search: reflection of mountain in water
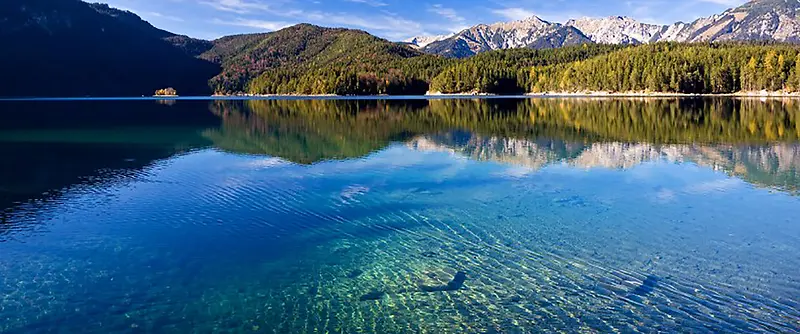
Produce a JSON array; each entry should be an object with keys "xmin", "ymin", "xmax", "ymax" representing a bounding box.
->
[
  {"xmin": 409, "ymin": 134, "xmax": 800, "ymax": 193},
  {"xmin": 1, "ymin": 97, "xmax": 799, "ymax": 239},
  {"xmin": 206, "ymin": 98, "xmax": 800, "ymax": 192},
  {"xmin": 408, "ymin": 134, "xmax": 589, "ymax": 170}
]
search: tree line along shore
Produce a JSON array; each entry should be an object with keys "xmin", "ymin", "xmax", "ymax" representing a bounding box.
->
[{"xmin": 216, "ymin": 40, "xmax": 800, "ymax": 97}]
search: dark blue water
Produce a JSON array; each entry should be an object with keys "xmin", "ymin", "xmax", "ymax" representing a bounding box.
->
[{"xmin": 1, "ymin": 98, "xmax": 799, "ymax": 333}]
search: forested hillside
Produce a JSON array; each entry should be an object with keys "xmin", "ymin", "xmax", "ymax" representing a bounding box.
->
[
  {"xmin": 529, "ymin": 43, "xmax": 800, "ymax": 94},
  {"xmin": 5, "ymin": 0, "xmax": 800, "ymax": 97},
  {"xmin": 202, "ymin": 24, "xmax": 452, "ymax": 95},
  {"xmin": 428, "ymin": 44, "xmax": 624, "ymax": 94},
  {"xmin": 203, "ymin": 30, "xmax": 625, "ymax": 95},
  {"xmin": 206, "ymin": 27, "xmax": 800, "ymax": 96},
  {"xmin": 0, "ymin": 0, "xmax": 218, "ymax": 97}
]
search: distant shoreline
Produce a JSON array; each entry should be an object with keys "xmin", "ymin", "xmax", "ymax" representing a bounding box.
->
[
  {"xmin": 212, "ymin": 91, "xmax": 800, "ymax": 98},
  {"xmin": 5, "ymin": 91, "xmax": 800, "ymax": 101},
  {"xmin": 212, "ymin": 93, "xmax": 339, "ymax": 97},
  {"xmin": 524, "ymin": 91, "xmax": 800, "ymax": 98}
]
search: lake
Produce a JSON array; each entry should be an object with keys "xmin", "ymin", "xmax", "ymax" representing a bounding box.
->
[{"xmin": 1, "ymin": 98, "xmax": 799, "ymax": 333}]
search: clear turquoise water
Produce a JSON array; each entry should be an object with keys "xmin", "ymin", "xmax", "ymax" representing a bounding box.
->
[{"xmin": 0, "ymin": 99, "xmax": 799, "ymax": 333}]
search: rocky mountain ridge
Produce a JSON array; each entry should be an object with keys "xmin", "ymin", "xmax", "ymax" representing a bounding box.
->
[
  {"xmin": 416, "ymin": 0, "xmax": 800, "ymax": 57},
  {"xmin": 416, "ymin": 16, "xmax": 592, "ymax": 58}
]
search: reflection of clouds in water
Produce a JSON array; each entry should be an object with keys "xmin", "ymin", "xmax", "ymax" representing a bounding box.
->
[
  {"xmin": 622, "ymin": 162, "xmax": 666, "ymax": 181},
  {"xmin": 242, "ymin": 158, "xmax": 288, "ymax": 169},
  {"xmin": 684, "ymin": 178, "xmax": 742, "ymax": 194},
  {"xmin": 432, "ymin": 155, "xmax": 469, "ymax": 181},
  {"xmin": 655, "ymin": 189, "xmax": 676, "ymax": 203},
  {"xmin": 219, "ymin": 176, "xmax": 248, "ymax": 189},
  {"xmin": 339, "ymin": 185, "xmax": 370, "ymax": 204},
  {"xmin": 298, "ymin": 146, "xmax": 470, "ymax": 181},
  {"xmin": 538, "ymin": 163, "xmax": 592, "ymax": 177},
  {"xmin": 498, "ymin": 165, "xmax": 536, "ymax": 179}
]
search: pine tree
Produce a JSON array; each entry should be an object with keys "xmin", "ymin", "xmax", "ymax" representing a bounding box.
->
[{"xmin": 742, "ymin": 56, "xmax": 759, "ymax": 92}]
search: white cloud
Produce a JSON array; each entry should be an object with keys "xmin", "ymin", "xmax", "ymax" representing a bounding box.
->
[
  {"xmin": 313, "ymin": 11, "xmax": 425, "ymax": 39},
  {"xmin": 211, "ymin": 18, "xmax": 290, "ymax": 31},
  {"xmin": 200, "ymin": 0, "xmax": 459, "ymax": 40},
  {"xmin": 424, "ymin": 4, "xmax": 468, "ymax": 34},
  {"xmin": 210, "ymin": 9, "xmax": 427, "ymax": 40},
  {"xmin": 428, "ymin": 4, "xmax": 465, "ymax": 23},
  {"xmin": 144, "ymin": 11, "xmax": 185, "ymax": 22},
  {"xmin": 200, "ymin": 0, "xmax": 271, "ymax": 14},
  {"xmin": 345, "ymin": 0, "xmax": 388, "ymax": 7},
  {"xmin": 491, "ymin": 7, "xmax": 535, "ymax": 21},
  {"xmin": 698, "ymin": 0, "xmax": 745, "ymax": 5}
]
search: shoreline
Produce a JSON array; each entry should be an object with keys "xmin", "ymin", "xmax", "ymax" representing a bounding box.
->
[
  {"xmin": 212, "ymin": 93, "xmax": 339, "ymax": 97},
  {"xmin": 212, "ymin": 91, "xmax": 800, "ymax": 98},
  {"xmin": 424, "ymin": 91, "xmax": 496, "ymax": 97},
  {"xmin": 524, "ymin": 91, "xmax": 800, "ymax": 98},
  {"xmin": 6, "ymin": 91, "xmax": 800, "ymax": 100}
]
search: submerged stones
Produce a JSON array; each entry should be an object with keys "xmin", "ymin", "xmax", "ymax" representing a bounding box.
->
[
  {"xmin": 347, "ymin": 269, "xmax": 364, "ymax": 279},
  {"xmin": 630, "ymin": 274, "xmax": 661, "ymax": 297},
  {"xmin": 359, "ymin": 290, "xmax": 385, "ymax": 301},
  {"xmin": 420, "ymin": 271, "xmax": 467, "ymax": 292},
  {"xmin": 421, "ymin": 251, "xmax": 438, "ymax": 258},
  {"xmin": 359, "ymin": 270, "xmax": 468, "ymax": 302},
  {"xmin": 553, "ymin": 195, "xmax": 587, "ymax": 207}
]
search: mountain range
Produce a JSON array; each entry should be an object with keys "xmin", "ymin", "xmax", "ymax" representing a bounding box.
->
[
  {"xmin": 409, "ymin": 0, "xmax": 800, "ymax": 57},
  {"xmin": 1, "ymin": 0, "xmax": 438, "ymax": 96},
  {"xmin": 2, "ymin": 0, "xmax": 800, "ymax": 96}
]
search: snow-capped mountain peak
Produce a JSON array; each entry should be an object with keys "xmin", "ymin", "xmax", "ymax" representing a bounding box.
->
[
  {"xmin": 418, "ymin": 15, "xmax": 590, "ymax": 58},
  {"xmin": 405, "ymin": 34, "xmax": 454, "ymax": 49},
  {"xmin": 565, "ymin": 16, "xmax": 664, "ymax": 44},
  {"xmin": 412, "ymin": 0, "xmax": 800, "ymax": 57}
]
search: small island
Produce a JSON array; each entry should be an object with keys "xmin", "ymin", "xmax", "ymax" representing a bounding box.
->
[{"xmin": 154, "ymin": 87, "xmax": 178, "ymax": 97}]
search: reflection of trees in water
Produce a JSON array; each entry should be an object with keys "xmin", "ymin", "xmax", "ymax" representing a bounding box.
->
[
  {"xmin": 0, "ymin": 100, "xmax": 219, "ymax": 238},
  {"xmin": 204, "ymin": 99, "xmax": 432, "ymax": 164},
  {"xmin": 428, "ymin": 98, "xmax": 800, "ymax": 144},
  {"xmin": 206, "ymin": 98, "xmax": 800, "ymax": 192},
  {"xmin": 1, "ymin": 98, "xmax": 798, "ymax": 239},
  {"xmin": 0, "ymin": 142, "xmax": 196, "ymax": 240}
]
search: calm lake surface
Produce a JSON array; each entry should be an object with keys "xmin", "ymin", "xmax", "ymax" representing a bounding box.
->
[{"xmin": 1, "ymin": 98, "xmax": 799, "ymax": 333}]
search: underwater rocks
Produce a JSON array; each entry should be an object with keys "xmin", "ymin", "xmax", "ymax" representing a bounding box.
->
[
  {"xmin": 420, "ymin": 271, "xmax": 467, "ymax": 292},
  {"xmin": 421, "ymin": 251, "xmax": 438, "ymax": 258},
  {"xmin": 630, "ymin": 274, "xmax": 662, "ymax": 297},
  {"xmin": 347, "ymin": 269, "xmax": 364, "ymax": 279},
  {"xmin": 359, "ymin": 271, "xmax": 468, "ymax": 302},
  {"xmin": 359, "ymin": 290, "xmax": 385, "ymax": 301}
]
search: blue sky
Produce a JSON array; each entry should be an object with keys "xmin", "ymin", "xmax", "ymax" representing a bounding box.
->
[{"xmin": 102, "ymin": 0, "xmax": 748, "ymax": 40}]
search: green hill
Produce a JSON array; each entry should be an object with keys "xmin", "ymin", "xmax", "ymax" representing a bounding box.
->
[
  {"xmin": 202, "ymin": 24, "xmax": 452, "ymax": 95},
  {"xmin": 5, "ymin": 1, "xmax": 800, "ymax": 97},
  {"xmin": 0, "ymin": 0, "xmax": 219, "ymax": 97},
  {"xmin": 529, "ymin": 43, "xmax": 800, "ymax": 94}
]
